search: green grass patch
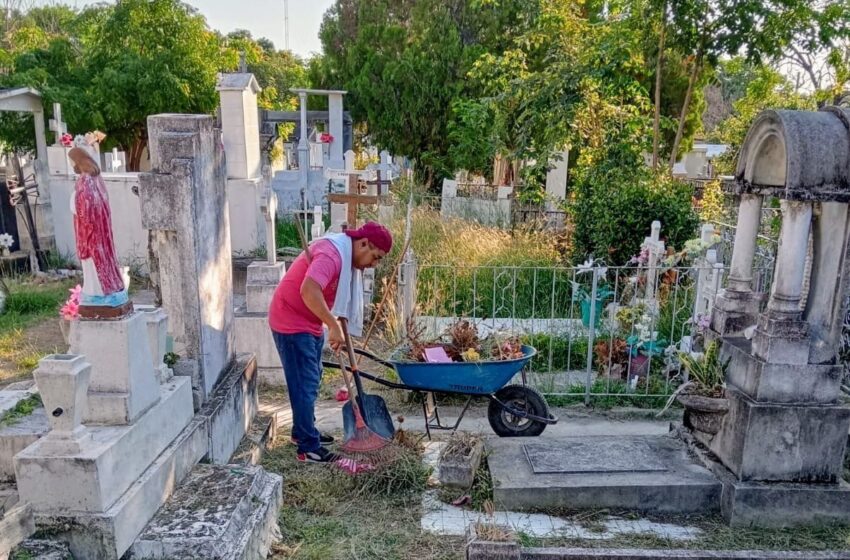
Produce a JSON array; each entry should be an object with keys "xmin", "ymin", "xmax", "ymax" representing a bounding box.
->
[
  {"xmin": 0, "ymin": 281, "xmax": 74, "ymax": 333},
  {"xmin": 545, "ymin": 377, "xmax": 679, "ymax": 409},
  {"xmin": 523, "ymin": 333, "xmax": 590, "ymax": 372},
  {"xmin": 0, "ymin": 393, "xmax": 41, "ymax": 427},
  {"xmin": 0, "ymin": 280, "xmax": 75, "ymax": 383},
  {"xmin": 276, "ymin": 216, "xmax": 331, "ymax": 253}
]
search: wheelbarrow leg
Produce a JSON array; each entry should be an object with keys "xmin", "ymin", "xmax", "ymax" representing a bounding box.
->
[{"xmin": 421, "ymin": 393, "xmax": 432, "ymax": 441}]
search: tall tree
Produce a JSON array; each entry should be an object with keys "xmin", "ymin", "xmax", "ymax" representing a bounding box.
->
[
  {"xmin": 85, "ymin": 0, "xmax": 224, "ymax": 170},
  {"xmin": 666, "ymin": 0, "xmax": 848, "ymax": 168}
]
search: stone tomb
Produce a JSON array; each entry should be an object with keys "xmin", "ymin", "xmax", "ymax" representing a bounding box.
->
[
  {"xmin": 10, "ymin": 113, "xmax": 274, "ymax": 559},
  {"xmin": 702, "ymin": 107, "xmax": 850, "ymax": 527},
  {"xmin": 14, "ymin": 315, "xmax": 204, "ymax": 559},
  {"xmin": 488, "ymin": 436, "xmax": 721, "ymax": 514}
]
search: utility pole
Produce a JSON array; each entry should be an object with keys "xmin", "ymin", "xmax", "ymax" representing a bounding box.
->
[{"xmin": 284, "ymin": 0, "xmax": 290, "ymax": 51}]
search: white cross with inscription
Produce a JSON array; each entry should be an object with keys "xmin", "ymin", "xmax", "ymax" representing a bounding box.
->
[
  {"xmin": 48, "ymin": 103, "xmax": 67, "ymax": 146},
  {"xmin": 260, "ymin": 188, "xmax": 278, "ymax": 265}
]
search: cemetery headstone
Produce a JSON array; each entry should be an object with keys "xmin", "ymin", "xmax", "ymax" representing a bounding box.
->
[{"xmin": 707, "ymin": 107, "xmax": 850, "ymax": 527}]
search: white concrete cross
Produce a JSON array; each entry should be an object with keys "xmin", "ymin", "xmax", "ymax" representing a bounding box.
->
[
  {"xmin": 48, "ymin": 103, "xmax": 67, "ymax": 146},
  {"xmin": 260, "ymin": 188, "xmax": 278, "ymax": 265},
  {"xmin": 310, "ymin": 205, "xmax": 325, "ymax": 241},
  {"xmin": 106, "ymin": 147, "xmax": 124, "ymax": 172},
  {"xmin": 643, "ymin": 221, "xmax": 665, "ymax": 303}
]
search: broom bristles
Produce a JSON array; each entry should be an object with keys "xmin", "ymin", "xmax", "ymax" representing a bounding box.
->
[{"xmin": 342, "ymin": 426, "xmax": 391, "ymax": 454}]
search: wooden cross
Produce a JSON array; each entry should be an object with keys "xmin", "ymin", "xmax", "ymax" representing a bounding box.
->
[
  {"xmin": 48, "ymin": 103, "xmax": 67, "ymax": 146},
  {"xmin": 364, "ymin": 170, "xmax": 391, "ymax": 196},
  {"xmin": 327, "ymin": 173, "xmax": 388, "ymax": 227}
]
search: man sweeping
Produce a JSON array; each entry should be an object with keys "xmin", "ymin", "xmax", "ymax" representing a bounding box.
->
[{"xmin": 269, "ymin": 221, "xmax": 393, "ymax": 463}]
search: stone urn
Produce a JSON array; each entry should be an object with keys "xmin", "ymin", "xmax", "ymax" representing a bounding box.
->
[
  {"xmin": 677, "ymin": 391, "xmax": 729, "ymax": 435},
  {"xmin": 32, "ymin": 354, "xmax": 92, "ymax": 452}
]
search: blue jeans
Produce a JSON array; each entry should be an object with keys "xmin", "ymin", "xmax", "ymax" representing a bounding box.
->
[{"xmin": 272, "ymin": 331, "xmax": 324, "ymax": 454}]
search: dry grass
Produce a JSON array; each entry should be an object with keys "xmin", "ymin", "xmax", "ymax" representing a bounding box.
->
[
  {"xmin": 382, "ymin": 207, "xmax": 562, "ymax": 268},
  {"xmin": 471, "ymin": 521, "xmax": 514, "ymax": 542},
  {"xmin": 440, "ymin": 432, "xmax": 480, "ymax": 461},
  {"xmin": 261, "ymin": 432, "xmax": 463, "ymax": 560}
]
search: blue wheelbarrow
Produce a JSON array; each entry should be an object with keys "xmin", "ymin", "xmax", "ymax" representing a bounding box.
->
[{"xmin": 324, "ymin": 345, "xmax": 558, "ymax": 438}]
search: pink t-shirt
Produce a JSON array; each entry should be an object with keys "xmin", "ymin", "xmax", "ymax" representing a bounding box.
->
[{"xmin": 269, "ymin": 239, "xmax": 343, "ymax": 336}]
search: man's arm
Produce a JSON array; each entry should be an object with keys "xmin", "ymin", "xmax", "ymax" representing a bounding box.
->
[{"xmin": 301, "ymin": 278, "xmax": 344, "ymax": 351}]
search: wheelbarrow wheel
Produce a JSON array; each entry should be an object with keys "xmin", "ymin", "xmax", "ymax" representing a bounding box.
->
[{"xmin": 488, "ymin": 385, "xmax": 549, "ymax": 437}]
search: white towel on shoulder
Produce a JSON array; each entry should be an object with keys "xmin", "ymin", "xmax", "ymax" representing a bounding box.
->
[{"xmin": 323, "ymin": 233, "xmax": 364, "ymax": 336}]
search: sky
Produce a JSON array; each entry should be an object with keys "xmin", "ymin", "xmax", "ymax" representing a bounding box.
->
[{"xmin": 32, "ymin": 0, "xmax": 335, "ymax": 59}]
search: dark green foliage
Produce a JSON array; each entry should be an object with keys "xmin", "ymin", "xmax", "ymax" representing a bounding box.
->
[{"xmin": 570, "ymin": 157, "xmax": 699, "ymax": 265}]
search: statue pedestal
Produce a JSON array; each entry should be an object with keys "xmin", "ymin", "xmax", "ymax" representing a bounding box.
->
[{"xmin": 70, "ymin": 311, "xmax": 160, "ymax": 425}]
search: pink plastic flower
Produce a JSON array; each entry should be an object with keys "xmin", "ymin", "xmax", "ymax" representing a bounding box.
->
[
  {"xmin": 319, "ymin": 132, "xmax": 334, "ymax": 143},
  {"xmin": 60, "ymin": 284, "xmax": 82, "ymax": 320}
]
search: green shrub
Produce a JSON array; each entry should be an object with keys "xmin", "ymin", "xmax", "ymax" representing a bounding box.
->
[
  {"xmin": 522, "ymin": 333, "xmax": 590, "ymax": 372},
  {"xmin": 570, "ymin": 166, "xmax": 699, "ymax": 266}
]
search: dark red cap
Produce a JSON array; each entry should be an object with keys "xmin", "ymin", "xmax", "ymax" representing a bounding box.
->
[{"xmin": 345, "ymin": 221, "xmax": 393, "ymax": 253}]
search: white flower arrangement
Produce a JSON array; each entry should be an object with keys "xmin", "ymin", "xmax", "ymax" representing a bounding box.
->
[{"xmin": 0, "ymin": 233, "xmax": 14, "ymax": 250}]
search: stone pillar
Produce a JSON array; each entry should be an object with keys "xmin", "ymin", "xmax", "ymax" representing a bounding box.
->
[
  {"xmin": 727, "ymin": 194, "xmax": 763, "ymax": 293},
  {"xmin": 711, "ymin": 193, "xmax": 763, "ymax": 336},
  {"xmin": 139, "ymin": 115, "xmax": 234, "ymax": 407},
  {"xmin": 261, "ymin": 188, "xmax": 278, "ymax": 266},
  {"xmin": 297, "ymin": 91, "xmax": 309, "ymax": 184},
  {"xmin": 805, "ymin": 202, "xmax": 850, "ymax": 364},
  {"xmin": 751, "ymin": 201, "xmax": 812, "ymax": 365},
  {"xmin": 327, "ymin": 92, "xmax": 345, "ymax": 169},
  {"xmin": 216, "ymin": 73, "xmax": 261, "ymax": 180},
  {"xmin": 767, "ymin": 200, "xmax": 812, "ymax": 317}
]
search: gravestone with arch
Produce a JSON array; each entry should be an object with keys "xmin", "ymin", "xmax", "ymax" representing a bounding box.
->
[{"xmin": 707, "ymin": 107, "xmax": 850, "ymax": 526}]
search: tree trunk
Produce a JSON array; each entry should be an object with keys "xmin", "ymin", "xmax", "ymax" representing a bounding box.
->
[
  {"xmin": 668, "ymin": 53, "xmax": 702, "ymax": 170},
  {"xmin": 128, "ymin": 134, "xmax": 147, "ymax": 172},
  {"xmin": 651, "ymin": 3, "xmax": 666, "ymax": 170}
]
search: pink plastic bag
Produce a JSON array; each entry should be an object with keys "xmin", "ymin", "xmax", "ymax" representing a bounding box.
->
[{"xmin": 334, "ymin": 457, "xmax": 375, "ymax": 475}]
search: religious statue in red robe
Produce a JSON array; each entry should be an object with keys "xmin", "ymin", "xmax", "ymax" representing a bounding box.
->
[{"xmin": 68, "ymin": 140, "xmax": 131, "ymax": 318}]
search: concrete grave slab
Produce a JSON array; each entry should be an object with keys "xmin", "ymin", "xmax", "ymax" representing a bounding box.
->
[
  {"xmin": 0, "ymin": 406, "xmax": 48, "ymax": 481},
  {"xmin": 127, "ymin": 464, "xmax": 282, "ymax": 560},
  {"xmin": 523, "ymin": 440, "xmax": 669, "ymax": 474},
  {"xmin": 488, "ymin": 435, "xmax": 721, "ymax": 514},
  {"xmin": 10, "ymin": 539, "xmax": 73, "ymax": 559}
]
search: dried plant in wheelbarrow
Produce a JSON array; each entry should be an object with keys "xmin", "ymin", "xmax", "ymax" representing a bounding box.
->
[
  {"xmin": 398, "ymin": 319, "xmax": 527, "ymax": 363},
  {"xmin": 446, "ymin": 320, "xmax": 481, "ymax": 360}
]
